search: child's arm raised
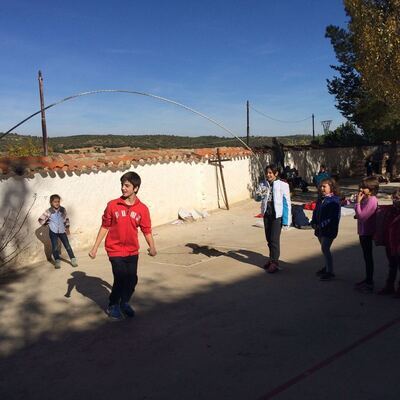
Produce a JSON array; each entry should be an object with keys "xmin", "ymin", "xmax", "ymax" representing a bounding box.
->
[
  {"xmin": 38, "ymin": 210, "xmax": 50, "ymax": 225},
  {"xmin": 355, "ymin": 196, "xmax": 378, "ymax": 220}
]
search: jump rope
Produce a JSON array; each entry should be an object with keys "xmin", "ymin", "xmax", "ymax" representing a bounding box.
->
[{"xmin": 2, "ymin": 89, "xmax": 271, "ymax": 257}]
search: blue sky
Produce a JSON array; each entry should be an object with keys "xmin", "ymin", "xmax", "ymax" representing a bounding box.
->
[{"xmin": 0, "ymin": 0, "xmax": 348, "ymax": 138}]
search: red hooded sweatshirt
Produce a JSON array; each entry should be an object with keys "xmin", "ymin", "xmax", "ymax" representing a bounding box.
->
[{"xmin": 101, "ymin": 197, "xmax": 152, "ymax": 257}]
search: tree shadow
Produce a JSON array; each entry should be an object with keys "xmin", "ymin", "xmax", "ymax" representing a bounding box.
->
[
  {"xmin": 65, "ymin": 271, "xmax": 112, "ymax": 312},
  {"xmin": 0, "ymin": 168, "xmax": 33, "ymax": 272},
  {"xmin": 248, "ymin": 152, "xmax": 272, "ymax": 198}
]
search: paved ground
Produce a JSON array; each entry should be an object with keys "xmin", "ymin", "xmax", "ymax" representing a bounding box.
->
[{"xmin": 0, "ymin": 183, "xmax": 399, "ymax": 400}]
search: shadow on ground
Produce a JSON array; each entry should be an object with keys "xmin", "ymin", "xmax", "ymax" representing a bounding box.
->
[
  {"xmin": 65, "ymin": 271, "xmax": 112, "ymax": 312},
  {"xmin": 0, "ymin": 240, "xmax": 399, "ymax": 400}
]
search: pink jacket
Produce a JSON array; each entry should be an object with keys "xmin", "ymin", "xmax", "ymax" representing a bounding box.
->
[{"xmin": 355, "ymin": 196, "xmax": 378, "ymax": 236}]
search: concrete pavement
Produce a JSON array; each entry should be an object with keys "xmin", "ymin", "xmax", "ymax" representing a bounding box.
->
[{"xmin": 0, "ymin": 197, "xmax": 399, "ymax": 400}]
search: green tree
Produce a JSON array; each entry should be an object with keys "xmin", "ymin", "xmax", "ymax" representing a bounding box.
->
[
  {"xmin": 345, "ymin": 0, "xmax": 400, "ymax": 112},
  {"xmin": 326, "ymin": 1, "xmax": 400, "ymax": 174},
  {"xmin": 322, "ymin": 122, "xmax": 366, "ymax": 146}
]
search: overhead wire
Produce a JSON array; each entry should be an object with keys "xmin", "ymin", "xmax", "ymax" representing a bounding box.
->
[
  {"xmin": 249, "ymin": 105, "xmax": 312, "ymax": 124},
  {"xmin": 0, "ymin": 89, "xmax": 267, "ymax": 178}
]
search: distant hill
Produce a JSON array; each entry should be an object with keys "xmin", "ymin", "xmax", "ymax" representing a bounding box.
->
[{"xmin": 0, "ymin": 133, "xmax": 313, "ymax": 153}]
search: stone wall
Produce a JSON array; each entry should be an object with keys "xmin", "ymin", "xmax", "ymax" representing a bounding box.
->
[{"xmin": 284, "ymin": 144, "xmax": 398, "ymax": 182}]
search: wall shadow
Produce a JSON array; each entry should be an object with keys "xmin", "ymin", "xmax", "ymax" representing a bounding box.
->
[
  {"xmin": 0, "ymin": 232, "xmax": 399, "ymax": 399},
  {"xmin": 0, "ymin": 164, "xmax": 33, "ymax": 272},
  {"xmin": 35, "ymin": 226, "xmax": 53, "ymax": 262},
  {"xmin": 248, "ymin": 152, "xmax": 272, "ymax": 198}
]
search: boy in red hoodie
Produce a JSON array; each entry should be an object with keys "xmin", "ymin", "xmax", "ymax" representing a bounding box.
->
[{"xmin": 89, "ymin": 172, "xmax": 157, "ymax": 320}]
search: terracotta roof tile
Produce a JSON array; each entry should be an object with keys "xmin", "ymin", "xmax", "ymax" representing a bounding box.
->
[{"xmin": 0, "ymin": 147, "xmax": 252, "ymax": 176}]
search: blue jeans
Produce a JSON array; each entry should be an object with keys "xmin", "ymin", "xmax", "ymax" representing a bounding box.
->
[
  {"xmin": 49, "ymin": 230, "xmax": 75, "ymax": 260},
  {"xmin": 318, "ymin": 236, "xmax": 334, "ymax": 273}
]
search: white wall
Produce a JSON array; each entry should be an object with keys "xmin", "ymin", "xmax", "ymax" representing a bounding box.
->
[{"xmin": 0, "ymin": 156, "xmax": 253, "ymax": 266}]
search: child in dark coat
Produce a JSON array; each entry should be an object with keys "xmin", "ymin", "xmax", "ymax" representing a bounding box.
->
[
  {"xmin": 375, "ymin": 189, "xmax": 400, "ymax": 296},
  {"xmin": 311, "ymin": 178, "xmax": 341, "ymax": 281}
]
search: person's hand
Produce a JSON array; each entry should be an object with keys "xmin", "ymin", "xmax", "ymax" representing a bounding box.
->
[
  {"xmin": 89, "ymin": 248, "xmax": 97, "ymax": 259},
  {"xmin": 357, "ymin": 190, "xmax": 364, "ymax": 204},
  {"xmin": 65, "ymin": 228, "xmax": 70, "ymax": 235},
  {"xmin": 148, "ymin": 247, "xmax": 157, "ymax": 257}
]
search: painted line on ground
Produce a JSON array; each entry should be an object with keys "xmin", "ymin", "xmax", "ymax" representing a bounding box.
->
[{"xmin": 258, "ymin": 316, "xmax": 400, "ymax": 400}]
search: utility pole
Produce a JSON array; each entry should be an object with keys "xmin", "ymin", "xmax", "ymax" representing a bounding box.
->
[
  {"xmin": 38, "ymin": 70, "xmax": 48, "ymax": 156},
  {"xmin": 312, "ymin": 113, "xmax": 315, "ymax": 140},
  {"xmin": 246, "ymin": 100, "xmax": 250, "ymax": 146},
  {"xmin": 216, "ymin": 148, "xmax": 229, "ymax": 210}
]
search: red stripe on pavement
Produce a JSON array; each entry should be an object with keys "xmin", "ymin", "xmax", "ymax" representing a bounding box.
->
[{"xmin": 258, "ymin": 317, "xmax": 400, "ymax": 400}]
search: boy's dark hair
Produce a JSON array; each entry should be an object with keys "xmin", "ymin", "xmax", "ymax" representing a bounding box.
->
[
  {"xmin": 120, "ymin": 172, "xmax": 141, "ymax": 192},
  {"xmin": 50, "ymin": 194, "xmax": 61, "ymax": 203},
  {"xmin": 265, "ymin": 164, "xmax": 280, "ymax": 175},
  {"xmin": 319, "ymin": 178, "xmax": 340, "ymax": 196},
  {"xmin": 360, "ymin": 176, "xmax": 380, "ymax": 195}
]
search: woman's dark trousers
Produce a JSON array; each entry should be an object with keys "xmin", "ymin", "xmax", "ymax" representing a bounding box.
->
[{"xmin": 263, "ymin": 215, "xmax": 282, "ymax": 262}]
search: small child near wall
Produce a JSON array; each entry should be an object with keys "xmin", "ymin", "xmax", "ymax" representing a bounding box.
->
[{"xmin": 38, "ymin": 194, "xmax": 78, "ymax": 269}]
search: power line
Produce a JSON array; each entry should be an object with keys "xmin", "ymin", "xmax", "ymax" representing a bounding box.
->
[{"xmin": 250, "ymin": 105, "xmax": 312, "ymax": 124}]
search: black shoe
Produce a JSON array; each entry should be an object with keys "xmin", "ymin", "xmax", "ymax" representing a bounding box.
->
[
  {"xmin": 320, "ymin": 272, "xmax": 335, "ymax": 281},
  {"xmin": 357, "ymin": 283, "xmax": 374, "ymax": 293},
  {"xmin": 316, "ymin": 268, "xmax": 326, "ymax": 276},
  {"xmin": 354, "ymin": 279, "xmax": 367, "ymax": 288},
  {"xmin": 120, "ymin": 303, "xmax": 135, "ymax": 318}
]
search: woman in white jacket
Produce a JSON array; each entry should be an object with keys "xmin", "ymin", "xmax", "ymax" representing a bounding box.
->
[{"xmin": 259, "ymin": 164, "xmax": 292, "ymax": 273}]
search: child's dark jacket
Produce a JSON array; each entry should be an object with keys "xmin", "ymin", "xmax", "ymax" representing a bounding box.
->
[
  {"xmin": 374, "ymin": 205, "xmax": 400, "ymax": 256},
  {"xmin": 311, "ymin": 195, "xmax": 341, "ymax": 239}
]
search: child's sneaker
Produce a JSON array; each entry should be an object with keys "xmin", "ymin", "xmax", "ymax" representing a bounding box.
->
[
  {"xmin": 71, "ymin": 258, "xmax": 78, "ymax": 267},
  {"xmin": 54, "ymin": 259, "xmax": 61, "ymax": 269},
  {"xmin": 263, "ymin": 260, "xmax": 271, "ymax": 270},
  {"xmin": 377, "ymin": 284, "xmax": 395, "ymax": 295},
  {"xmin": 315, "ymin": 268, "xmax": 326, "ymax": 276},
  {"xmin": 267, "ymin": 262, "xmax": 279, "ymax": 274},
  {"xmin": 107, "ymin": 304, "xmax": 124, "ymax": 320},
  {"xmin": 120, "ymin": 303, "xmax": 135, "ymax": 318},
  {"xmin": 320, "ymin": 272, "xmax": 335, "ymax": 281},
  {"xmin": 354, "ymin": 279, "xmax": 367, "ymax": 288},
  {"xmin": 357, "ymin": 283, "xmax": 374, "ymax": 293}
]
